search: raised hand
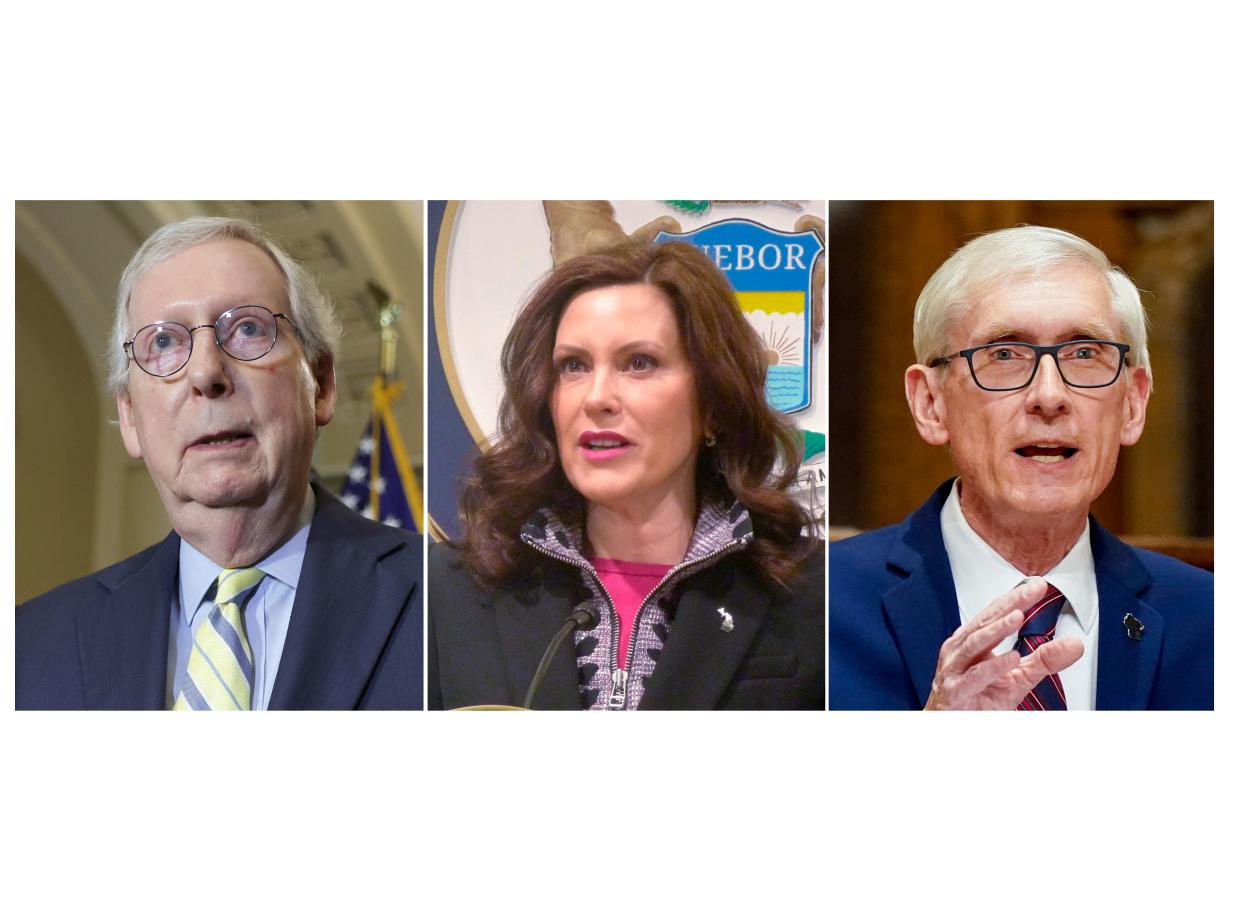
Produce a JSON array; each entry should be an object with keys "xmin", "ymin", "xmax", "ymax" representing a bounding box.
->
[{"xmin": 924, "ymin": 578, "xmax": 1085, "ymax": 710}]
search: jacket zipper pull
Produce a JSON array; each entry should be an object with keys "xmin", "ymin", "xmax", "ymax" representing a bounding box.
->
[{"xmin": 606, "ymin": 668, "xmax": 628, "ymax": 710}]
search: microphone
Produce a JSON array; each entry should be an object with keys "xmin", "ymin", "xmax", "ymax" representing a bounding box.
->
[{"xmin": 523, "ymin": 602, "xmax": 599, "ymax": 709}]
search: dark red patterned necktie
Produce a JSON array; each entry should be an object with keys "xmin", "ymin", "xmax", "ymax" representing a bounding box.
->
[{"xmin": 1014, "ymin": 585, "xmax": 1068, "ymax": 711}]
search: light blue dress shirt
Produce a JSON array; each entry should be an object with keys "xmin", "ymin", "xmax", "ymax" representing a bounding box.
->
[{"xmin": 166, "ymin": 494, "xmax": 314, "ymax": 710}]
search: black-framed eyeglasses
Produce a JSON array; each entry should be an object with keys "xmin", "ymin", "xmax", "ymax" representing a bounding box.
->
[
  {"xmin": 929, "ymin": 339, "xmax": 1132, "ymax": 392},
  {"xmin": 123, "ymin": 305, "xmax": 298, "ymax": 378}
]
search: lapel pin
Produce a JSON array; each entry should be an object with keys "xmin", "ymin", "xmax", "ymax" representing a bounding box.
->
[
  {"xmin": 717, "ymin": 607, "xmax": 734, "ymax": 633},
  {"xmin": 1123, "ymin": 612, "xmax": 1145, "ymax": 641}
]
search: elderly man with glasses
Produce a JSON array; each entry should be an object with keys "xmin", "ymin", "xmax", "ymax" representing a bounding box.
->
[
  {"xmin": 17, "ymin": 217, "xmax": 422, "ymax": 710},
  {"xmin": 830, "ymin": 226, "xmax": 1212, "ymax": 711}
]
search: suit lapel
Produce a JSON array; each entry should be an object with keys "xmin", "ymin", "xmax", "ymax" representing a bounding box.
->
[
  {"xmin": 881, "ymin": 567, "xmax": 958, "ymax": 708},
  {"xmin": 79, "ymin": 533, "xmax": 179, "ymax": 710},
  {"xmin": 1091, "ymin": 522, "xmax": 1163, "ymax": 710},
  {"xmin": 269, "ymin": 489, "xmax": 418, "ymax": 710},
  {"xmin": 639, "ymin": 564, "xmax": 769, "ymax": 710},
  {"xmin": 881, "ymin": 481, "xmax": 963, "ymax": 708}
]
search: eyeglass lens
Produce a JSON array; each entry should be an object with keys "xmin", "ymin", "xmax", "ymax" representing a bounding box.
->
[
  {"xmin": 130, "ymin": 306, "xmax": 280, "ymax": 376},
  {"xmin": 971, "ymin": 342, "xmax": 1123, "ymax": 389}
]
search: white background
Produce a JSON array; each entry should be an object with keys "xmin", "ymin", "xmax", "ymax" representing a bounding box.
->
[{"xmin": 3, "ymin": 2, "xmax": 1235, "ymax": 917}]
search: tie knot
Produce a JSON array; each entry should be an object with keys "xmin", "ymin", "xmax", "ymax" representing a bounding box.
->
[
  {"xmin": 1019, "ymin": 585, "xmax": 1065, "ymax": 637},
  {"xmin": 215, "ymin": 567, "xmax": 266, "ymax": 606}
]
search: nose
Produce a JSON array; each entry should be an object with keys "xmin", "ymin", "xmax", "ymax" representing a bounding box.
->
[
  {"xmin": 1024, "ymin": 351, "xmax": 1069, "ymax": 415},
  {"xmin": 583, "ymin": 366, "xmax": 620, "ymax": 416},
  {"xmin": 184, "ymin": 326, "xmax": 233, "ymax": 399}
]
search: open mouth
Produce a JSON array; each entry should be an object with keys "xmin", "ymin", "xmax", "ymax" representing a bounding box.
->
[
  {"xmin": 1014, "ymin": 443, "xmax": 1078, "ymax": 464},
  {"xmin": 577, "ymin": 430, "xmax": 632, "ymax": 459},
  {"xmin": 578, "ymin": 431, "xmax": 631, "ymax": 451},
  {"xmin": 191, "ymin": 430, "xmax": 254, "ymax": 449}
]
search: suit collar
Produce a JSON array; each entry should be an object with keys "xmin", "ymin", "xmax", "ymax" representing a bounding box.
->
[
  {"xmin": 884, "ymin": 481, "xmax": 1165, "ymax": 710},
  {"xmin": 269, "ymin": 485, "xmax": 419, "ymax": 710},
  {"xmin": 79, "ymin": 532, "xmax": 179, "ymax": 710},
  {"xmin": 519, "ymin": 501, "xmax": 753, "ymax": 570}
]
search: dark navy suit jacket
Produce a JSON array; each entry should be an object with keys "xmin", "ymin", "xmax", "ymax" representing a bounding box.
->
[
  {"xmin": 829, "ymin": 481, "xmax": 1213, "ymax": 710},
  {"xmin": 16, "ymin": 486, "xmax": 423, "ymax": 710}
]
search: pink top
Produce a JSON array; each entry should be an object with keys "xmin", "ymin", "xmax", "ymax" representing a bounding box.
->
[{"xmin": 589, "ymin": 557, "xmax": 673, "ymax": 670}]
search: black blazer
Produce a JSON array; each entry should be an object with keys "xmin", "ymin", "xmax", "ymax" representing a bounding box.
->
[
  {"xmin": 16, "ymin": 486, "xmax": 423, "ymax": 710},
  {"xmin": 428, "ymin": 541, "xmax": 824, "ymax": 710}
]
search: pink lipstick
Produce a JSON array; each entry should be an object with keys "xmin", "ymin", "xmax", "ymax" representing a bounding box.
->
[{"xmin": 577, "ymin": 430, "xmax": 632, "ymax": 461}]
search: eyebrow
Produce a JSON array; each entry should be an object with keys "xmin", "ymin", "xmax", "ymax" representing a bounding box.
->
[
  {"xmin": 132, "ymin": 302, "xmax": 273, "ymax": 325},
  {"xmin": 552, "ymin": 339, "xmax": 669, "ymax": 355},
  {"xmin": 976, "ymin": 321, "xmax": 1116, "ymax": 342}
]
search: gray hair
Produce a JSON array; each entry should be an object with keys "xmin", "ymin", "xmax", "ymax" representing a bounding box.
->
[
  {"xmin": 108, "ymin": 216, "xmax": 341, "ymax": 392},
  {"xmin": 912, "ymin": 225, "xmax": 1151, "ymax": 376}
]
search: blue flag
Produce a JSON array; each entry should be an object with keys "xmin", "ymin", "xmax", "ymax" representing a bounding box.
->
[{"xmin": 338, "ymin": 378, "xmax": 423, "ymax": 533}]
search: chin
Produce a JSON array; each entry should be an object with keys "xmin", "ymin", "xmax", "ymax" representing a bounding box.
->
[
  {"xmin": 185, "ymin": 476, "xmax": 274, "ymax": 510},
  {"xmin": 1004, "ymin": 483, "xmax": 1093, "ymax": 521},
  {"xmin": 572, "ymin": 484, "xmax": 632, "ymax": 509},
  {"xmin": 562, "ymin": 464, "xmax": 619, "ymax": 496}
]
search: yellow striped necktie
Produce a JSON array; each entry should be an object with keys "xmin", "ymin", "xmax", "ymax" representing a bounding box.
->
[{"xmin": 173, "ymin": 567, "xmax": 266, "ymax": 711}]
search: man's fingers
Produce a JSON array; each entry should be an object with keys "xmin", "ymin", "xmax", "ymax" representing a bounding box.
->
[
  {"xmin": 930, "ymin": 578, "xmax": 1072, "ymax": 707},
  {"xmin": 959, "ymin": 610, "xmax": 1021, "ymax": 660},
  {"xmin": 956, "ymin": 650, "xmax": 1020, "ymax": 696},
  {"xmin": 969, "ymin": 578, "xmax": 1049, "ymax": 632},
  {"xmin": 1013, "ymin": 637, "xmax": 1085, "ymax": 690},
  {"xmin": 938, "ymin": 609, "xmax": 1019, "ymax": 677},
  {"xmin": 940, "ymin": 578, "xmax": 1047, "ymax": 672},
  {"xmin": 1037, "ymin": 636, "xmax": 1086, "ymax": 676}
]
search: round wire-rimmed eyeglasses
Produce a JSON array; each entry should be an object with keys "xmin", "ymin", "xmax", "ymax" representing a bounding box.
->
[
  {"xmin": 928, "ymin": 339, "xmax": 1133, "ymax": 392},
  {"xmin": 123, "ymin": 305, "xmax": 298, "ymax": 378}
]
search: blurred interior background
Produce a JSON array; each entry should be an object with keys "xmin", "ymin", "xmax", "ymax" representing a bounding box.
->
[
  {"xmin": 15, "ymin": 200, "xmax": 424, "ymax": 603},
  {"xmin": 829, "ymin": 200, "xmax": 1213, "ymax": 567}
]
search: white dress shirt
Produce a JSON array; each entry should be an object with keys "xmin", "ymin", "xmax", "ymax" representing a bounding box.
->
[{"xmin": 940, "ymin": 479, "xmax": 1098, "ymax": 710}]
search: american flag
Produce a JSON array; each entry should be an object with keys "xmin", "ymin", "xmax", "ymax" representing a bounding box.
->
[{"xmin": 338, "ymin": 379, "xmax": 423, "ymax": 532}]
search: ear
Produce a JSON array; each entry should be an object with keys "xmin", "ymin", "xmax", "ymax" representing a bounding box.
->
[
  {"xmin": 905, "ymin": 364, "xmax": 950, "ymax": 446},
  {"xmin": 1119, "ymin": 365, "xmax": 1151, "ymax": 446},
  {"xmin": 116, "ymin": 388, "xmax": 144, "ymax": 459},
  {"xmin": 697, "ymin": 400, "xmax": 712, "ymax": 441},
  {"xmin": 313, "ymin": 353, "xmax": 337, "ymax": 427}
]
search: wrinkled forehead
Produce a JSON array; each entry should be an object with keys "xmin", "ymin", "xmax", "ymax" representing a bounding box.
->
[
  {"xmin": 954, "ymin": 263, "xmax": 1117, "ymax": 345},
  {"xmin": 129, "ymin": 239, "xmax": 289, "ymax": 325}
]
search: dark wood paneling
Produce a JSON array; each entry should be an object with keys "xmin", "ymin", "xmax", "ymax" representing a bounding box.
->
[{"xmin": 829, "ymin": 201, "xmax": 1213, "ymax": 540}]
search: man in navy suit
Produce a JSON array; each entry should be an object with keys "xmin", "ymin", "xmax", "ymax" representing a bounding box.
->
[
  {"xmin": 16, "ymin": 217, "xmax": 422, "ymax": 710},
  {"xmin": 830, "ymin": 226, "xmax": 1212, "ymax": 710}
]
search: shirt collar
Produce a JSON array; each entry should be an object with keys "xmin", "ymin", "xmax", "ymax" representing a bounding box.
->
[
  {"xmin": 177, "ymin": 486, "xmax": 315, "ymax": 623},
  {"xmin": 519, "ymin": 499, "xmax": 753, "ymax": 568},
  {"xmin": 940, "ymin": 478, "xmax": 1097, "ymax": 634}
]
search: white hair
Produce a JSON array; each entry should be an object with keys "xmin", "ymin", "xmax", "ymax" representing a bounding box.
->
[
  {"xmin": 912, "ymin": 225, "xmax": 1151, "ymax": 376},
  {"xmin": 108, "ymin": 216, "xmax": 341, "ymax": 392}
]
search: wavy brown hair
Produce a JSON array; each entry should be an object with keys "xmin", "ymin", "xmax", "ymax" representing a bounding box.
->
[{"xmin": 457, "ymin": 241, "xmax": 816, "ymax": 586}]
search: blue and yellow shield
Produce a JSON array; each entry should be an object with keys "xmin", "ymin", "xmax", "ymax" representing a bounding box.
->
[{"xmin": 656, "ymin": 219, "xmax": 823, "ymax": 413}]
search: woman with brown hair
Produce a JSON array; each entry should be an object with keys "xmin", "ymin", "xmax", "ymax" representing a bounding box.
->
[{"xmin": 428, "ymin": 241, "xmax": 823, "ymax": 710}]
